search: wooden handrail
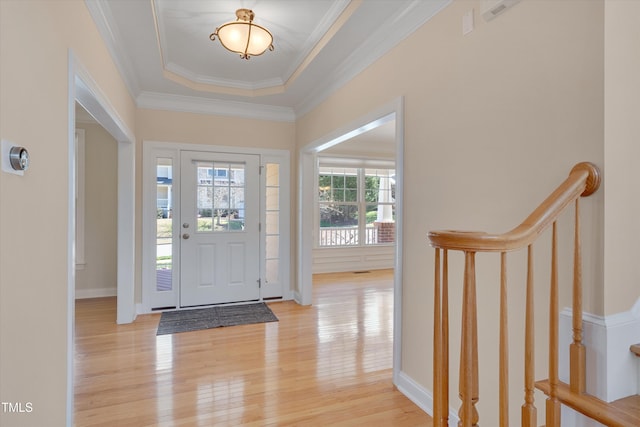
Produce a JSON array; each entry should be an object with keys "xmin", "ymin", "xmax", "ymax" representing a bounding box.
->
[
  {"xmin": 428, "ymin": 162, "xmax": 600, "ymax": 252},
  {"xmin": 429, "ymin": 162, "xmax": 601, "ymax": 427}
]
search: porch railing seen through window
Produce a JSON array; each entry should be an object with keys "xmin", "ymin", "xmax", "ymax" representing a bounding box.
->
[{"xmin": 318, "ymin": 166, "xmax": 395, "ymax": 247}]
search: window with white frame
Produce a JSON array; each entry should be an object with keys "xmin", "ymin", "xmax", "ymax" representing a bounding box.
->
[{"xmin": 318, "ymin": 162, "xmax": 395, "ymax": 247}]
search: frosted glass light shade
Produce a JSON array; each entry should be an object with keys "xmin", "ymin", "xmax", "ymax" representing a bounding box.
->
[{"xmin": 211, "ymin": 9, "xmax": 274, "ymax": 60}]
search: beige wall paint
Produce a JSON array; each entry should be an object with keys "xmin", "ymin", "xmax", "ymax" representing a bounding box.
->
[
  {"xmin": 603, "ymin": 0, "xmax": 640, "ymax": 316},
  {"xmin": 75, "ymin": 124, "xmax": 118, "ymax": 295},
  {"xmin": 135, "ymin": 109, "xmax": 296, "ymax": 302},
  {"xmin": 297, "ymin": 1, "xmax": 607, "ymax": 425},
  {"xmin": 0, "ymin": 1, "xmax": 135, "ymax": 425}
]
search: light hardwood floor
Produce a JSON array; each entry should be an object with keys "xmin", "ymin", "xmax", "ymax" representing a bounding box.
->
[{"xmin": 74, "ymin": 269, "xmax": 432, "ymax": 426}]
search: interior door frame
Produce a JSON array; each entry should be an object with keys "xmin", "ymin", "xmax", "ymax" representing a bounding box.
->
[
  {"xmin": 297, "ymin": 97, "xmax": 404, "ymax": 383},
  {"xmin": 67, "ymin": 51, "xmax": 136, "ymax": 424},
  {"xmin": 142, "ymin": 141, "xmax": 292, "ymax": 313}
]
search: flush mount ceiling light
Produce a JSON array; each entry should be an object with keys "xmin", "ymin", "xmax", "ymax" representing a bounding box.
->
[{"xmin": 210, "ymin": 8, "xmax": 274, "ymax": 60}]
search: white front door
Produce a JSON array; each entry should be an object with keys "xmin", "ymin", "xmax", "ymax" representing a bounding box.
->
[{"xmin": 180, "ymin": 151, "xmax": 260, "ymax": 307}]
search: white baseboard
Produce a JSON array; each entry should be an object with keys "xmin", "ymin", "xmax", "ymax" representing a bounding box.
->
[
  {"xmin": 312, "ymin": 246, "xmax": 394, "ymax": 274},
  {"xmin": 559, "ymin": 297, "xmax": 640, "ymax": 403},
  {"xmin": 393, "ymin": 299, "xmax": 639, "ymax": 427},
  {"xmin": 75, "ymin": 287, "xmax": 116, "ymax": 299},
  {"xmin": 395, "ymin": 370, "xmax": 459, "ymax": 427}
]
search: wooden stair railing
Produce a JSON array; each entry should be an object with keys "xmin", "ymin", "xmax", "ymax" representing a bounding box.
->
[{"xmin": 428, "ymin": 162, "xmax": 602, "ymax": 427}]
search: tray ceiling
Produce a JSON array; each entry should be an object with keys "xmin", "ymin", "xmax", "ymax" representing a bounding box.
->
[{"xmin": 86, "ymin": 0, "xmax": 450, "ymax": 121}]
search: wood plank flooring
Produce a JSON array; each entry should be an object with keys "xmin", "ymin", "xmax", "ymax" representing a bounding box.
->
[{"xmin": 74, "ymin": 269, "xmax": 432, "ymax": 426}]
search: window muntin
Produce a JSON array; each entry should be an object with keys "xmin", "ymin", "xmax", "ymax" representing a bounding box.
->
[
  {"xmin": 318, "ymin": 166, "xmax": 395, "ymax": 247},
  {"xmin": 265, "ymin": 163, "xmax": 280, "ymax": 284},
  {"xmin": 156, "ymin": 157, "xmax": 173, "ymax": 292},
  {"xmin": 196, "ymin": 161, "xmax": 246, "ymax": 232}
]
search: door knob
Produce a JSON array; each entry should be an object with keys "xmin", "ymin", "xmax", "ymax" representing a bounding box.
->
[
  {"xmin": 183, "ymin": 223, "xmax": 189, "ymax": 228},
  {"xmin": 182, "ymin": 233, "xmax": 190, "ymax": 240}
]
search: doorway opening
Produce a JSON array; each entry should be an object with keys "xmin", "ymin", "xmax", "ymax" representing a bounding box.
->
[
  {"xmin": 74, "ymin": 107, "xmax": 118, "ymax": 300},
  {"xmin": 297, "ymin": 97, "xmax": 404, "ymax": 383},
  {"xmin": 67, "ymin": 52, "xmax": 136, "ymax": 423}
]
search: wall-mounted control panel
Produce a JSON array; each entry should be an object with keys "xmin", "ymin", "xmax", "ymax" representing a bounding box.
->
[{"xmin": 1, "ymin": 139, "xmax": 30, "ymax": 176}]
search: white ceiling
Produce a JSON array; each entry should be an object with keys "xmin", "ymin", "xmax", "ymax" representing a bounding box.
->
[{"xmin": 86, "ymin": 0, "xmax": 450, "ymax": 122}]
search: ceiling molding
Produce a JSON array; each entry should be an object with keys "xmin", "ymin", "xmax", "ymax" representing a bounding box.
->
[
  {"xmin": 164, "ymin": 62, "xmax": 285, "ymax": 91},
  {"xmin": 85, "ymin": 0, "xmax": 140, "ymax": 100},
  {"xmin": 86, "ymin": 0, "xmax": 451, "ymax": 122},
  {"xmin": 160, "ymin": 69, "xmax": 286, "ymax": 97},
  {"xmin": 281, "ymin": 0, "xmax": 352, "ymax": 84},
  {"xmin": 137, "ymin": 92, "xmax": 296, "ymax": 123},
  {"xmin": 152, "ymin": 0, "xmax": 352, "ymax": 94},
  {"xmin": 295, "ymin": 0, "xmax": 452, "ymax": 117},
  {"xmin": 151, "ymin": 0, "xmax": 353, "ymax": 96},
  {"xmin": 151, "ymin": 0, "xmax": 286, "ymax": 92}
]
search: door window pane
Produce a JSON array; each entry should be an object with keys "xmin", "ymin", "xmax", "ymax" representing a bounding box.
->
[{"xmin": 196, "ymin": 161, "xmax": 246, "ymax": 232}]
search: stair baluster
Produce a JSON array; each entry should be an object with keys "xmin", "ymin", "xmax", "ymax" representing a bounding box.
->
[
  {"xmin": 522, "ymin": 245, "xmax": 537, "ymax": 427},
  {"xmin": 546, "ymin": 222, "xmax": 561, "ymax": 427},
  {"xmin": 458, "ymin": 252, "xmax": 479, "ymax": 427},
  {"xmin": 428, "ymin": 162, "xmax": 603, "ymax": 427},
  {"xmin": 433, "ymin": 249, "xmax": 450, "ymax": 427},
  {"xmin": 500, "ymin": 251, "xmax": 509, "ymax": 427},
  {"xmin": 434, "ymin": 248, "xmax": 443, "ymax": 426}
]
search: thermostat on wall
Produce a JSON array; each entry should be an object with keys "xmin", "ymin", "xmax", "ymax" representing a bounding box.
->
[{"xmin": 1, "ymin": 139, "xmax": 29, "ymax": 176}]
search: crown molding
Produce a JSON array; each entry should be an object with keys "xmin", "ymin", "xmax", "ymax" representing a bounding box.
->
[
  {"xmin": 164, "ymin": 62, "xmax": 284, "ymax": 91},
  {"xmin": 153, "ymin": 0, "xmax": 351, "ymax": 93},
  {"xmin": 84, "ymin": 0, "xmax": 140, "ymax": 99},
  {"xmin": 137, "ymin": 92, "xmax": 295, "ymax": 122},
  {"xmin": 281, "ymin": 0, "xmax": 352, "ymax": 83},
  {"xmin": 87, "ymin": 0, "xmax": 451, "ymax": 123},
  {"xmin": 295, "ymin": 0, "xmax": 452, "ymax": 117}
]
